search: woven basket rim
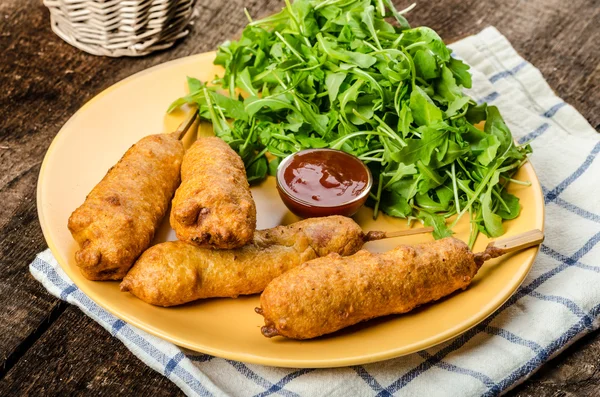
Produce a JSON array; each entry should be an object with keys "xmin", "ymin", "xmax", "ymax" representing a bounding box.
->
[{"xmin": 44, "ymin": 0, "xmax": 197, "ymax": 57}]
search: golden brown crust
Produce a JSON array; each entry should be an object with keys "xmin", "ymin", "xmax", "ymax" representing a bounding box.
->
[
  {"xmin": 170, "ymin": 137, "xmax": 256, "ymax": 249},
  {"xmin": 257, "ymin": 237, "xmax": 478, "ymax": 339},
  {"xmin": 67, "ymin": 134, "xmax": 184, "ymax": 281},
  {"xmin": 120, "ymin": 216, "xmax": 365, "ymax": 306}
]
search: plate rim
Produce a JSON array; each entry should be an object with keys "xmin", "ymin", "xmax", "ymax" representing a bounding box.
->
[{"xmin": 37, "ymin": 51, "xmax": 545, "ymax": 368}]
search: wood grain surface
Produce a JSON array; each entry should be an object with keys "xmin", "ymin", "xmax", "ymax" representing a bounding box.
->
[{"xmin": 0, "ymin": 0, "xmax": 598, "ymax": 395}]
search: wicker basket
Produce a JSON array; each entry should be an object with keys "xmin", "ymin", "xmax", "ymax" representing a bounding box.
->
[{"xmin": 43, "ymin": 0, "xmax": 197, "ymax": 57}]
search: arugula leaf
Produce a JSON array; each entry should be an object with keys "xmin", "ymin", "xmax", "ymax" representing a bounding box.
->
[
  {"xmin": 383, "ymin": 162, "xmax": 417, "ymax": 190},
  {"xmin": 436, "ymin": 186, "xmax": 454, "ymax": 208},
  {"xmin": 480, "ymin": 172, "xmax": 504, "ymax": 237},
  {"xmin": 347, "ymin": 101, "xmax": 375, "ymax": 125},
  {"xmin": 485, "ymin": 105, "xmax": 512, "ymax": 154},
  {"xmin": 295, "ymin": 97, "xmax": 331, "ymax": 135},
  {"xmin": 210, "ymin": 90, "xmax": 249, "ymax": 121},
  {"xmin": 317, "ymin": 33, "xmax": 377, "ymax": 68},
  {"xmin": 244, "ymin": 95, "xmax": 297, "ymax": 117},
  {"xmin": 415, "ymin": 192, "xmax": 448, "ymax": 212},
  {"xmin": 325, "ymin": 72, "xmax": 347, "ymax": 103},
  {"xmin": 296, "ymin": 133, "xmax": 328, "ymax": 148},
  {"xmin": 396, "ymin": 127, "xmax": 447, "ymax": 165},
  {"xmin": 380, "ymin": 191, "xmax": 411, "ymax": 217},
  {"xmin": 409, "ymin": 86, "xmax": 443, "ymax": 126},
  {"xmin": 497, "ymin": 191, "xmax": 521, "ymax": 220},
  {"xmin": 476, "ymin": 135, "xmax": 501, "ymax": 166},
  {"xmin": 446, "ymin": 96, "xmax": 470, "ymax": 117},
  {"xmin": 436, "ymin": 65, "xmax": 461, "ymax": 103},
  {"xmin": 187, "ymin": 76, "xmax": 204, "ymax": 93},
  {"xmin": 247, "ymin": 156, "xmax": 268, "ymax": 183},
  {"xmin": 236, "ymin": 68, "xmax": 258, "ymax": 96},
  {"xmin": 394, "ymin": 100, "xmax": 411, "ymax": 134},
  {"xmin": 430, "ymin": 140, "xmax": 469, "ymax": 168},
  {"xmin": 418, "ymin": 209, "xmax": 453, "ymax": 240},
  {"xmin": 466, "ymin": 103, "xmax": 487, "ymax": 124},
  {"xmin": 268, "ymin": 157, "xmax": 281, "ymax": 176},
  {"xmin": 414, "ymin": 50, "xmax": 438, "ymax": 80},
  {"xmin": 382, "ymin": 0, "xmax": 410, "ymax": 30},
  {"xmin": 361, "ymin": 6, "xmax": 382, "ymax": 50},
  {"xmin": 448, "ymin": 57, "xmax": 472, "ymax": 88}
]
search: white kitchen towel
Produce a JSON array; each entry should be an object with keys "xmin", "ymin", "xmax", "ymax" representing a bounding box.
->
[{"xmin": 31, "ymin": 26, "xmax": 600, "ymax": 396}]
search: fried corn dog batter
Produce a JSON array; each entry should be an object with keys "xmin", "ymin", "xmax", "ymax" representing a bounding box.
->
[
  {"xmin": 68, "ymin": 134, "xmax": 184, "ymax": 281},
  {"xmin": 120, "ymin": 216, "xmax": 365, "ymax": 306},
  {"xmin": 257, "ymin": 238, "xmax": 479, "ymax": 339},
  {"xmin": 170, "ymin": 137, "xmax": 256, "ymax": 249}
]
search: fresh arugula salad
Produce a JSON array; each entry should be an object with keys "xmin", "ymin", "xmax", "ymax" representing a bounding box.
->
[{"xmin": 169, "ymin": 0, "xmax": 531, "ymax": 246}]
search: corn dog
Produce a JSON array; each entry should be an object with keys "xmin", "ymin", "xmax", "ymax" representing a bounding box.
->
[
  {"xmin": 68, "ymin": 133, "xmax": 185, "ymax": 280},
  {"xmin": 170, "ymin": 137, "xmax": 256, "ymax": 249},
  {"xmin": 120, "ymin": 216, "xmax": 365, "ymax": 306},
  {"xmin": 256, "ymin": 238, "xmax": 480, "ymax": 339}
]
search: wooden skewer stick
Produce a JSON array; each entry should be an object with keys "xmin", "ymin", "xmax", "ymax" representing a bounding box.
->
[
  {"xmin": 363, "ymin": 226, "xmax": 434, "ymax": 242},
  {"xmin": 474, "ymin": 229, "xmax": 544, "ymax": 267},
  {"xmin": 173, "ymin": 110, "xmax": 198, "ymax": 140}
]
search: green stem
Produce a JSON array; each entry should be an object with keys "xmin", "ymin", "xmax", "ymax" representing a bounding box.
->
[
  {"xmin": 492, "ymin": 188, "xmax": 511, "ymax": 212},
  {"xmin": 360, "ymin": 148, "xmax": 385, "ymax": 158},
  {"xmin": 203, "ymin": 88, "xmax": 228, "ymax": 135},
  {"xmin": 248, "ymin": 14, "xmax": 289, "ymax": 27},
  {"xmin": 374, "ymin": 114, "xmax": 407, "ymax": 147},
  {"xmin": 505, "ymin": 177, "xmax": 531, "ymax": 186},
  {"xmin": 275, "ymin": 31, "xmax": 305, "ymax": 62},
  {"xmin": 451, "ymin": 163, "xmax": 461, "ymax": 215},
  {"xmin": 467, "ymin": 207, "xmax": 479, "ymax": 250},
  {"xmin": 456, "ymin": 178, "xmax": 475, "ymax": 198},
  {"xmin": 451, "ymin": 161, "xmax": 501, "ymax": 228},
  {"xmin": 246, "ymin": 147, "xmax": 269, "ymax": 169},
  {"xmin": 351, "ymin": 108, "xmax": 374, "ymax": 125},
  {"xmin": 394, "ymin": 80, "xmax": 404, "ymax": 116},
  {"xmin": 372, "ymin": 174, "xmax": 384, "ymax": 220},
  {"xmin": 391, "ymin": 33, "xmax": 404, "ymax": 49},
  {"xmin": 314, "ymin": 0, "xmax": 355, "ymax": 10},
  {"xmin": 243, "ymin": 8, "xmax": 253, "ymax": 23},
  {"xmin": 376, "ymin": 0, "xmax": 385, "ymax": 16},
  {"xmin": 329, "ymin": 130, "xmax": 385, "ymax": 150},
  {"xmin": 283, "ymin": 0, "xmax": 301, "ymax": 34},
  {"xmin": 363, "ymin": 41, "xmax": 380, "ymax": 52},
  {"xmin": 401, "ymin": 47, "xmax": 416, "ymax": 90},
  {"xmin": 359, "ymin": 156, "xmax": 383, "ymax": 162},
  {"xmin": 241, "ymin": 118, "xmax": 256, "ymax": 151},
  {"xmin": 404, "ymin": 41, "xmax": 427, "ymax": 50}
]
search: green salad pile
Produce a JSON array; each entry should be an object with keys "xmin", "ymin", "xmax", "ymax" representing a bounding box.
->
[{"xmin": 169, "ymin": 0, "xmax": 531, "ymax": 246}]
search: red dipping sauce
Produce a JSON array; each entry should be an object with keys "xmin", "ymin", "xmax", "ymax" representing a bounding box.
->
[{"xmin": 276, "ymin": 149, "xmax": 372, "ymax": 218}]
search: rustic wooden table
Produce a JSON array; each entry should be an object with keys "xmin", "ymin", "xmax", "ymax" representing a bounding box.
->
[{"xmin": 1, "ymin": 0, "xmax": 598, "ymax": 395}]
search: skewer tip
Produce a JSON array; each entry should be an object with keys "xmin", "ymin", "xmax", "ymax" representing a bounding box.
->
[
  {"xmin": 261, "ymin": 326, "xmax": 280, "ymax": 338},
  {"xmin": 363, "ymin": 231, "xmax": 386, "ymax": 242},
  {"xmin": 363, "ymin": 226, "xmax": 434, "ymax": 242},
  {"xmin": 474, "ymin": 246, "xmax": 506, "ymax": 268}
]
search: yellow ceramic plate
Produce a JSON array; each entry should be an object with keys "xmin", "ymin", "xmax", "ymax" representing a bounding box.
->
[{"xmin": 37, "ymin": 52, "xmax": 544, "ymax": 368}]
